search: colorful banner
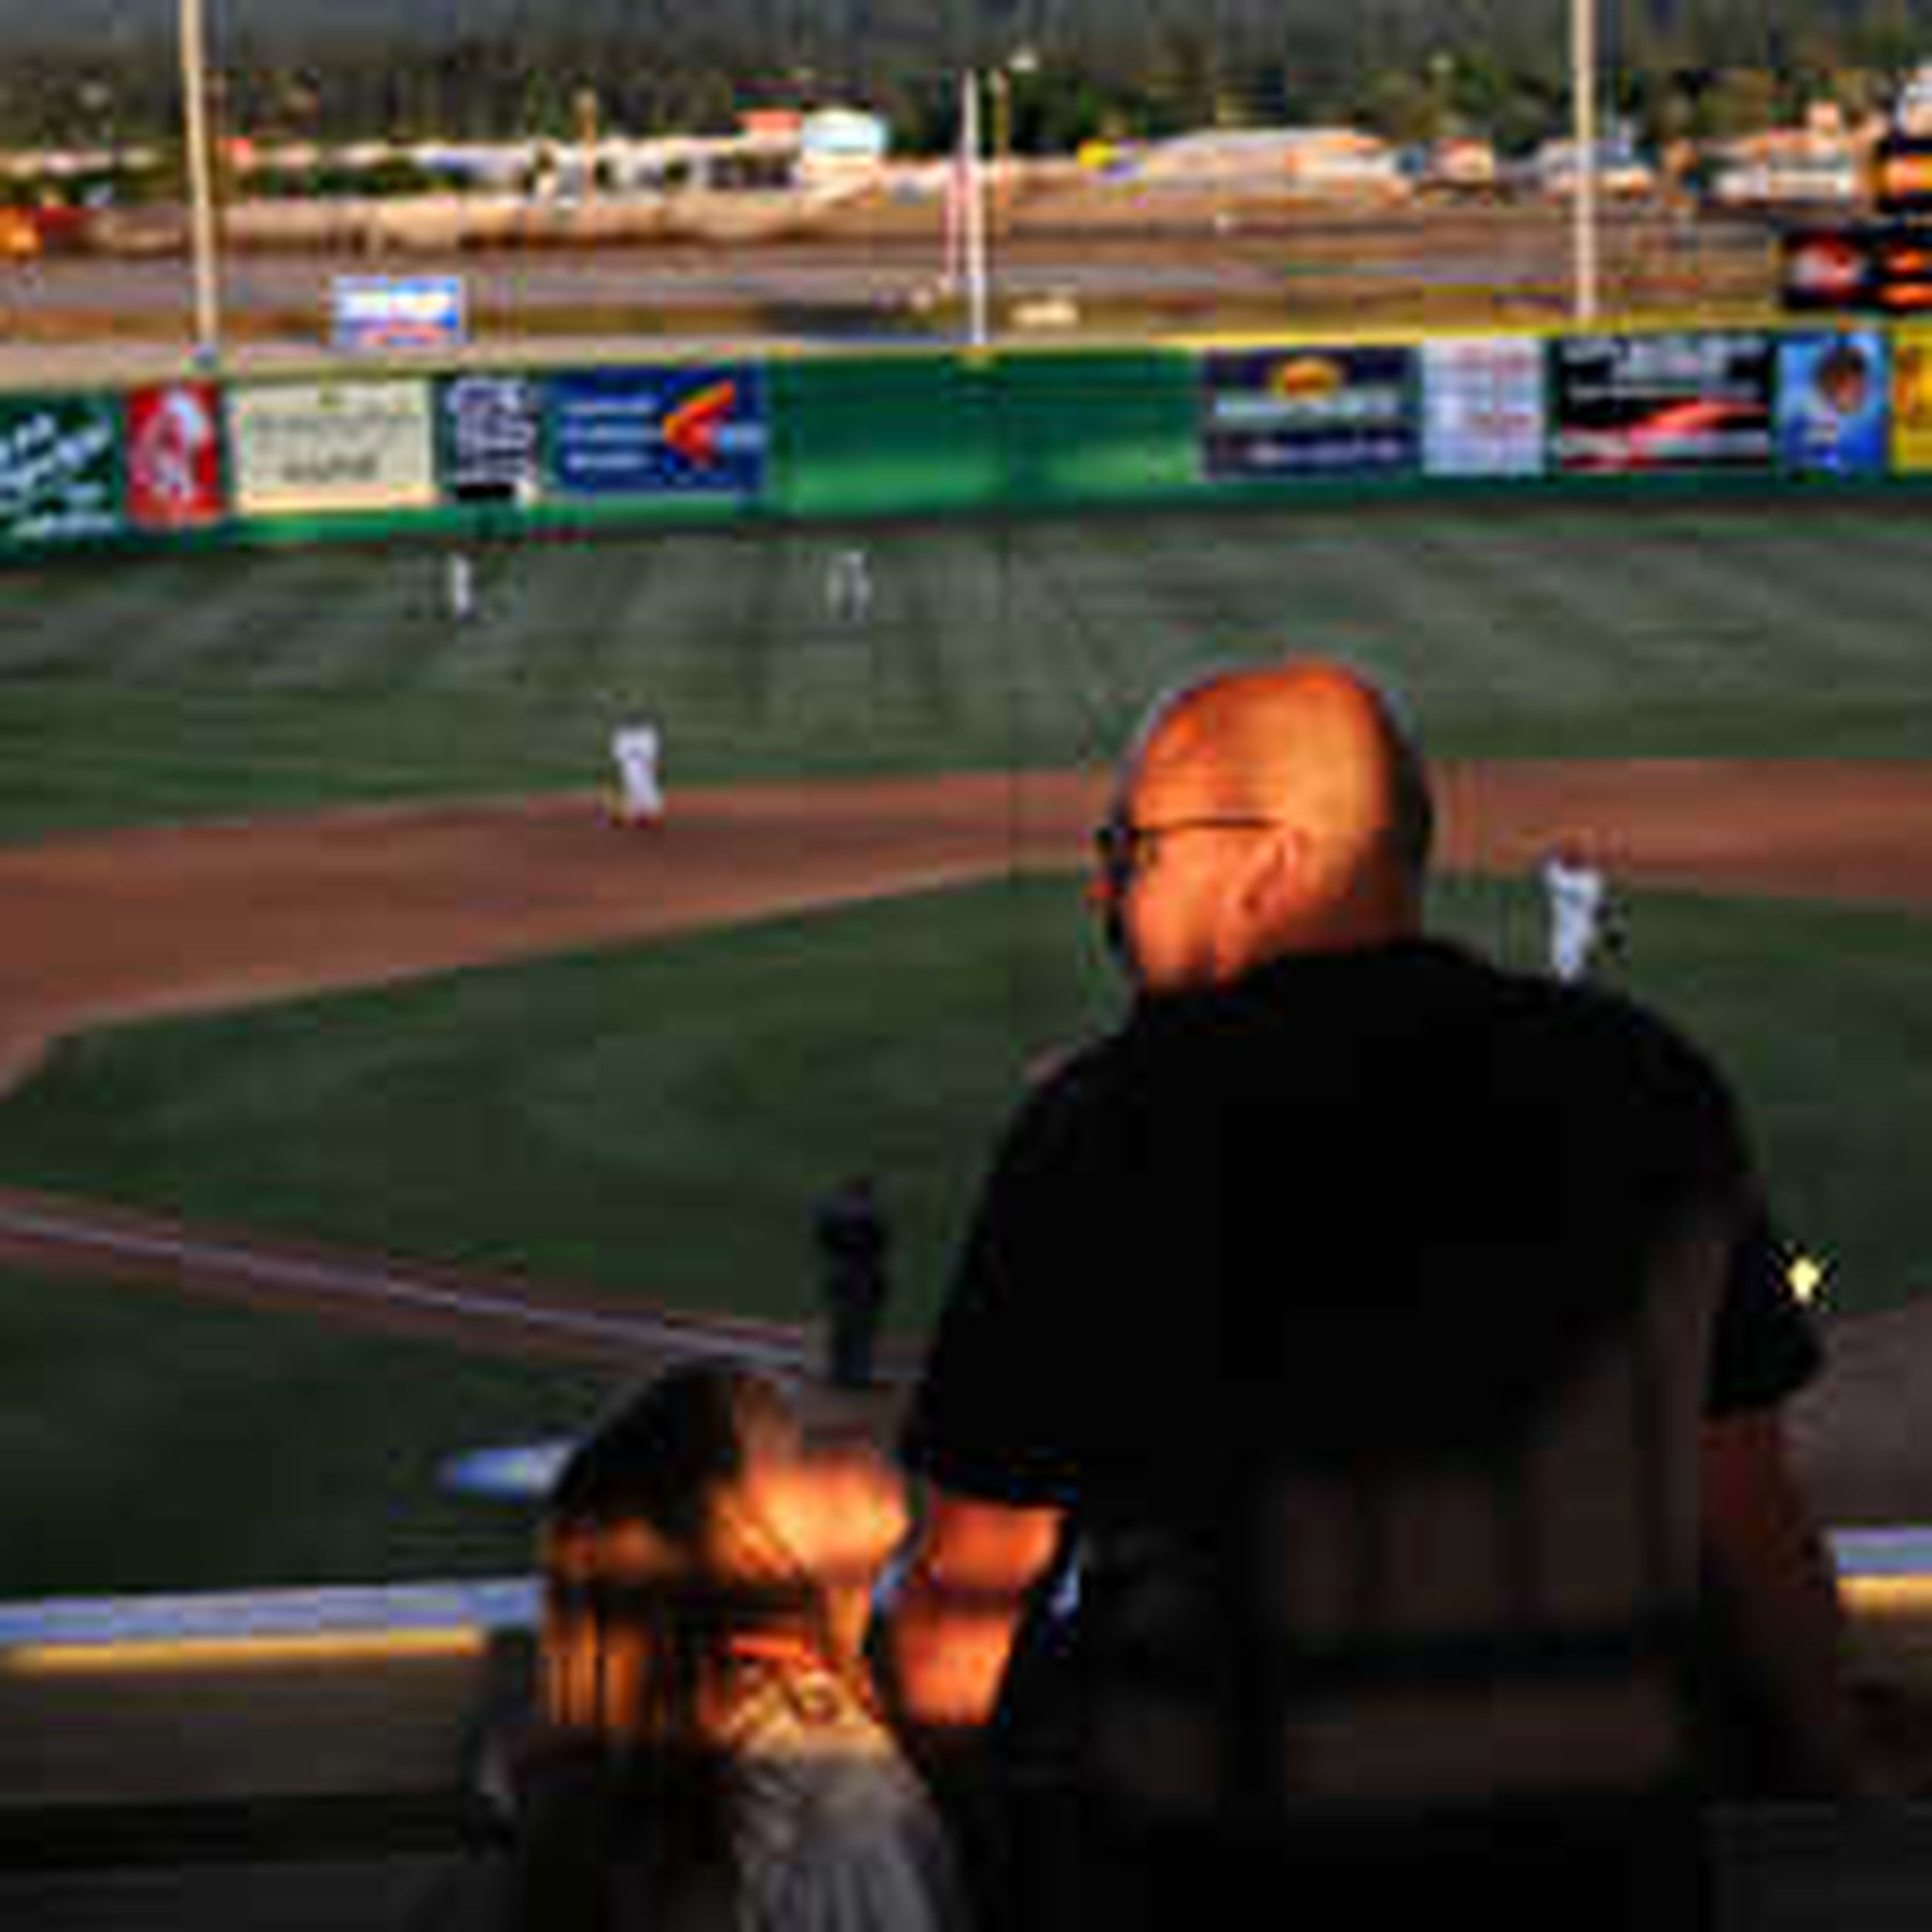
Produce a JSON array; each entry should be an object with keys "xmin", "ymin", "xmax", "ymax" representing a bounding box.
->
[
  {"xmin": 229, "ymin": 379, "xmax": 437, "ymax": 516},
  {"xmin": 547, "ymin": 366, "xmax": 769, "ymax": 500},
  {"xmin": 332, "ymin": 275, "xmax": 467, "ymax": 354},
  {"xmin": 1202, "ymin": 346, "xmax": 1417, "ymax": 481},
  {"xmin": 1782, "ymin": 227, "xmax": 1882, "ymax": 314},
  {"xmin": 0, "ymin": 394, "xmax": 121, "ymax": 544},
  {"xmin": 439, "ymin": 372, "xmax": 542, "ymax": 504},
  {"xmin": 125, "ymin": 382, "xmax": 225, "ymax": 529},
  {"xmin": 1874, "ymin": 136, "xmax": 1932, "ymax": 216},
  {"xmin": 1776, "ymin": 331, "xmax": 1890, "ymax": 476},
  {"xmin": 1781, "ymin": 223, "xmax": 1932, "ymax": 317},
  {"xmin": 1891, "ymin": 328, "xmax": 1932, "ymax": 471},
  {"xmin": 1553, "ymin": 332, "xmax": 1775, "ymax": 473},
  {"xmin": 1420, "ymin": 336, "xmax": 1547, "ymax": 478}
]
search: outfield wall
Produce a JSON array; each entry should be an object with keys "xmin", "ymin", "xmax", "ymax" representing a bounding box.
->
[{"xmin": 2, "ymin": 322, "xmax": 1926, "ymax": 559}]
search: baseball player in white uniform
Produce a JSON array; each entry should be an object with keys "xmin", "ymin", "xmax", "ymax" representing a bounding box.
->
[
  {"xmin": 1542, "ymin": 843, "xmax": 1613, "ymax": 982},
  {"xmin": 611, "ymin": 721, "xmax": 664, "ymax": 826},
  {"xmin": 826, "ymin": 546, "xmax": 873, "ymax": 624},
  {"xmin": 447, "ymin": 551, "xmax": 477, "ymax": 624}
]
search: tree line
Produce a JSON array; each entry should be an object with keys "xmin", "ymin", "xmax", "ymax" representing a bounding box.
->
[{"xmin": 4, "ymin": 1, "xmax": 1931, "ymax": 156}]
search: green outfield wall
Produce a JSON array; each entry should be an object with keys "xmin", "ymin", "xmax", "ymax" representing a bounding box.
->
[{"xmin": 1, "ymin": 322, "xmax": 1925, "ymax": 561}]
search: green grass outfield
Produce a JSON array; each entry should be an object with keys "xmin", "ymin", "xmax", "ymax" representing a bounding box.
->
[
  {"xmin": 5, "ymin": 491, "xmax": 1932, "ymax": 1597},
  {"xmin": 6, "ymin": 492, "xmax": 1932, "ymax": 839},
  {"xmin": 3, "ymin": 872, "xmax": 1932, "ymax": 1596}
]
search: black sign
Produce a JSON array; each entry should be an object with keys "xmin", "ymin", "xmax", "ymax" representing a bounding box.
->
[
  {"xmin": 1874, "ymin": 135, "xmax": 1932, "ymax": 216},
  {"xmin": 1782, "ymin": 227, "xmax": 1880, "ymax": 312},
  {"xmin": 1781, "ymin": 223, "xmax": 1932, "ymax": 315},
  {"xmin": 1553, "ymin": 332, "xmax": 1775, "ymax": 474}
]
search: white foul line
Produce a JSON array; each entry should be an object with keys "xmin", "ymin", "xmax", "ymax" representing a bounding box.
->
[{"xmin": 0, "ymin": 1196, "xmax": 813, "ymax": 1373}]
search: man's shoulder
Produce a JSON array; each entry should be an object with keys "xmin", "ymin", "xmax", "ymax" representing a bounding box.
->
[
  {"xmin": 1444, "ymin": 951, "xmax": 1747, "ymax": 1181},
  {"xmin": 1423, "ymin": 940, "xmax": 1718, "ymax": 1077},
  {"xmin": 1014, "ymin": 940, "xmax": 1730, "ymax": 1133}
]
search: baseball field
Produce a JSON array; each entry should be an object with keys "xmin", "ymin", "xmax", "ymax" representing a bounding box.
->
[{"xmin": 5, "ymin": 490, "xmax": 1932, "ymax": 1598}]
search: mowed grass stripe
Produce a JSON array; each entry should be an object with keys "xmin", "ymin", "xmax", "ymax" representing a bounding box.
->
[
  {"xmin": 999, "ymin": 532, "xmax": 1138, "ymax": 770},
  {"xmin": 1349, "ymin": 516, "xmax": 1618, "ymax": 738},
  {"xmin": 2, "ymin": 874, "xmax": 1928, "ymax": 1326},
  {"xmin": 1733, "ymin": 513, "xmax": 1932, "ymax": 679},
  {"xmin": 8, "ymin": 496, "xmax": 1932, "ymax": 840},
  {"xmin": 0, "ymin": 1262, "xmax": 607, "ymax": 1597}
]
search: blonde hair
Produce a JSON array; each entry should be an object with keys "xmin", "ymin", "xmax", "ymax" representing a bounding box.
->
[{"xmin": 526, "ymin": 1364, "xmax": 839, "ymax": 1923}]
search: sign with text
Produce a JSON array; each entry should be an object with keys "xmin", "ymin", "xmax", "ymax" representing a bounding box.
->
[
  {"xmin": 1890, "ymin": 328, "xmax": 1932, "ymax": 471},
  {"xmin": 1421, "ymin": 336, "xmax": 1547, "ymax": 478},
  {"xmin": 1783, "ymin": 223, "xmax": 1932, "ymax": 317},
  {"xmin": 1553, "ymin": 332, "xmax": 1775, "ymax": 473},
  {"xmin": 439, "ymin": 372, "xmax": 542, "ymax": 504},
  {"xmin": 332, "ymin": 275, "xmax": 467, "ymax": 354},
  {"xmin": 1781, "ymin": 227, "xmax": 1882, "ymax": 314},
  {"xmin": 1775, "ymin": 331, "xmax": 1890, "ymax": 476},
  {"xmin": 0, "ymin": 393, "xmax": 121, "ymax": 545},
  {"xmin": 546, "ymin": 366, "xmax": 769, "ymax": 500},
  {"xmin": 125, "ymin": 382, "xmax": 226, "ymax": 529},
  {"xmin": 1875, "ymin": 136, "xmax": 1932, "ymax": 216},
  {"xmin": 230, "ymin": 379, "xmax": 437, "ymax": 516},
  {"xmin": 1202, "ymin": 346, "xmax": 1418, "ymax": 481}
]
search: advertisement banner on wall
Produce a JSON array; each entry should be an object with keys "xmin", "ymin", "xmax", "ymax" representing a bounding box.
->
[
  {"xmin": 439, "ymin": 372, "xmax": 542, "ymax": 504},
  {"xmin": 0, "ymin": 393, "xmax": 121, "ymax": 544},
  {"xmin": 1889, "ymin": 327, "xmax": 1932, "ymax": 471},
  {"xmin": 125, "ymin": 382, "xmax": 226, "ymax": 529},
  {"xmin": 332, "ymin": 275, "xmax": 467, "ymax": 354},
  {"xmin": 1553, "ymin": 332, "xmax": 1776, "ymax": 472},
  {"xmin": 1781, "ymin": 223, "xmax": 1932, "ymax": 316},
  {"xmin": 1775, "ymin": 331, "xmax": 1890, "ymax": 476},
  {"xmin": 547, "ymin": 366, "xmax": 769, "ymax": 500},
  {"xmin": 230, "ymin": 379, "xmax": 437, "ymax": 516},
  {"xmin": 1420, "ymin": 336, "xmax": 1547, "ymax": 478},
  {"xmin": 1202, "ymin": 346, "xmax": 1417, "ymax": 481}
]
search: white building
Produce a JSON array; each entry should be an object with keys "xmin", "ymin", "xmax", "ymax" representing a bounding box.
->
[{"xmin": 1136, "ymin": 127, "xmax": 1409, "ymax": 199}]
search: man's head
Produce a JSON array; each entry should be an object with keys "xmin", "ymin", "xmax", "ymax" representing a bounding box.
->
[{"xmin": 1094, "ymin": 660, "xmax": 1434, "ymax": 994}]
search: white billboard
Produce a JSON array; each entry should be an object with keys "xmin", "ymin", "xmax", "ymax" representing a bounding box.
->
[
  {"xmin": 1421, "ymin": 336, "xmax": 1548, "ymax": 478},
  {"xmin": 230, "ymin": 379, "xmax": 437, "ymax": 516}
]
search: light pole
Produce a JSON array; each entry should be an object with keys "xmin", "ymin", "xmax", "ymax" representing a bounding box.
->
[
  {"xmin": 180, "ymin": 0, "xmax": 223, "ymax": 366},
  {"xmin": 1570, "ymin": 0, "xmax": 1602, "ymax": 323},
  {"xmin": 957, "ymin": 70, "xmax": 991, "ymax": 350}
]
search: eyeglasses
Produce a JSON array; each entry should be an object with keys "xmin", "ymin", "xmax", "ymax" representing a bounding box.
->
[{"xmin": 1091, "ymin": 813, "xmax": 1283, "ymax": 896}]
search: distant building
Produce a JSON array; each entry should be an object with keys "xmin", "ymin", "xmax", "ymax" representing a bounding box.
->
[
  {"xmin": 1136, "ymin": 126, "xmax": 1408, "ymax": 199},
  {"xmin": 224, "ymin": 106, "xmax": 890, "ymax": 202},
  {"xmin": 1898, "ymin": 65, "xmax": 1932, "ymax": 137},
  {"xmin": 1706, "ymin": 125, "xmax": 1863, "ymax": 213},
  {"xmin": 1415, "ymin": 137, "xmax": 1501, "ymax": 197},
  {"xmin": 1530, "ymin": 134, "xmax": 1658, "ymax": 199},
  {"xmin": 799, "ymin": 108, "xmax": 891, "ymax": 182}
]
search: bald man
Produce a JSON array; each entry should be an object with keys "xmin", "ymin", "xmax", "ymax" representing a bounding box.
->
[{"xmin": 886, "ymin": 663, "xmax": 1851, "ymax": 1928}]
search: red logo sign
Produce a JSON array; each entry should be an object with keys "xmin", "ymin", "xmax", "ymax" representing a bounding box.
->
[
  {"xmin": 661, "ymin": 380, "xmax": 740, "ymax": 467},
  {"xmin": 125, "ymin": 383, "xmax": 225, "ymax": 529}
]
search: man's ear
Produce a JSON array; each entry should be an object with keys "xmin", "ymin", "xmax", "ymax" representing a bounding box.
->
[
  {"xmin": 1239, "ymin": 824, "xmax": 1314, "ymax": 922},
  {"xmin": 1220, "ymin": 826, "xmax": 1315, "ymax": 972}
]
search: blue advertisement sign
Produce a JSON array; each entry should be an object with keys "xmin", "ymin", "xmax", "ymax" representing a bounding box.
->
[
  {"xmin": 440, "ymin": 372, "xmax": 542, "ymax": 503},
  {"xmin": 547, "ymin": 366, "xmax": 769, "ymax": 500},
  {"xmin": 1202, "ymin": 345, "xmax": 1418, "ymax": 481},
  {"xmin": 331, "ymin": 276, "xmax": 467, "ymax": 354},
  {"xmin": 1777, "ymin": 330, "xmax": 1890, "ymax": 476}
]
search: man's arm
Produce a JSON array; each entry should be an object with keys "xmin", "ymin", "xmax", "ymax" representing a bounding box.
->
[
  {"xmin": 883, "ymin": 1485, "xmax": 1066, "ymax": 1748},
  {"xmin": 1700, "ymin": 1406, "xmax": 1862, "ymax": 1795}
]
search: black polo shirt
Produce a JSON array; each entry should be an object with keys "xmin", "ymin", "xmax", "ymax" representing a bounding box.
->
[{"xmin": 903, "ymin": 939, "xmax": 1820, "ymax": 1517}]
